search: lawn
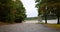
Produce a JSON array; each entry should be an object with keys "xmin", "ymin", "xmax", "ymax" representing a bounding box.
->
[
  {"xmin": 45, "ymin": 24, "xmax": 60, "ymax": 29},
  {"xmin": 0, "ymin": 22, "xmax": 16, "ymax": 26},
  {"xmin": 38, "ymin": 22, "xmax": 60, "ymax": 29},
  {"xmin": 0, "ymin": 22, "xmax": 8, "ymax": 26}
]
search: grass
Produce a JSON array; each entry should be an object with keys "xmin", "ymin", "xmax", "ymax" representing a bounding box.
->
[
  {"xmin": 0, "ymin": 22, "xmax": 8, "ymax": 26},
  {"xmin": 38, "ymin": 22, "xmax": 60, "ymax": 29},
  {"xmin": 45, "ymin": 24, "xmax": 60, "ymax": 29},
  {"xmin": 0, "ymin": 21, "xmax": 16, "ymax": 26},
  {"xmin": 0, "ymin": 21, "xmax": 23, "ymax": 26}
]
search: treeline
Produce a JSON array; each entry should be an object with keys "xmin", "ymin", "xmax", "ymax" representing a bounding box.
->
[
  {"xmin": 35, "ymin": 0, "xmax": 60, "ymax": 24},
  {"xmin": 26, "ymin": 17, "xmax": 38, "ymax": 20},
  {"xmin": 0, "ymin": 0, "xmax": 26, "ymax": 23}
]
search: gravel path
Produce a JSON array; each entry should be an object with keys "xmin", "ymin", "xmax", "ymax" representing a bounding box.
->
[{"xmin": 0, "ymin": 23, "xmax": 60, "ymax": 32}]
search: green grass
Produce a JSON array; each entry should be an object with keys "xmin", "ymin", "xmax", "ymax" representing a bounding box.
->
[
  {"xmin": 37, "ymin": 22, "xmax": 60, "ymax": 29},
  {"xmin": 0, "ymin": 22, "xmax": 8, "ymax": 26},
  {"xmin": 45, "ymin": 24, "xmax": 60, "ymax": 29},
  {"xmin": 0, "ymin": 21, "xmax": 16, "ymax": 26}
]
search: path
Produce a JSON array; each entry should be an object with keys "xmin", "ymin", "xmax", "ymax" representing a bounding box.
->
[{"xmin": 0, "ymin": 20, "xmax": 60, "ymax": 32}]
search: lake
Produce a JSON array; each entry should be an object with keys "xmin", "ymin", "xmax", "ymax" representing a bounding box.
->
[
  {"xmin": 42, "ymin": 19, "xmax": 57, "ymax": 24},
  {"xmin": 25, "ymin": 19, "xmax": 58, "ymax": 24}
]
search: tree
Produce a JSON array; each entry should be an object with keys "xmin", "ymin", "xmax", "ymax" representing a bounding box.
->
[
  {"xmin": 0, "ymin": 0, "xmax": 13, "ymax": 23},
  {"xmin": 15, "ymin": 0, "xmax": 26, "ymax": 23},
  {"xmin": 0, "ymin": 0, "xmax": 26, "ymax": 23},
  {"xmin": 35, "ymin": 0, "xmax": 60, "ymax": 24},
  {"xmin": 50, "ymin": 3, "xmax": 60, "ymax": 24},
  {"xmin": 35, "ymin": 0, "xmax": 48, "ymax": 23}
]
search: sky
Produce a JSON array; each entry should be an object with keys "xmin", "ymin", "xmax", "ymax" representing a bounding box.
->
[{"xmin": 21, "ymin": 0, "xmax": 38, "ymax": 17}]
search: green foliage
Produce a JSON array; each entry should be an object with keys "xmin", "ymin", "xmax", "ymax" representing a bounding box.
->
[
  {"xmin": 0, "ymin": 0, "xmax": 26, "ymax": 23},
  {"xmin": 15, "ymin": 0, "xmax": 26, "ymax": 23},
  {"xmin": 35, "ymin": 0, "xmax": 60, "ymax": 24}
]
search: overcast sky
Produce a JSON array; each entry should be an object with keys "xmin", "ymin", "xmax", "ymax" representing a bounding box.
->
[{"xmin": 21, "ymin": 0, "xmax": 38, "ymax": 17}]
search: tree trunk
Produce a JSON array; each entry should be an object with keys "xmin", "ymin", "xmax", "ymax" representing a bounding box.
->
[
  {"xmin": 45, "ymin": 15, "xmax": 47, "ymax": 24},
  {"xmin": 57, "ymin": 16, "xmax": 60, "ymax": 24},
  {"xmin": 57, "ymin": 12, "xmax": 60, "ymax": 24}
]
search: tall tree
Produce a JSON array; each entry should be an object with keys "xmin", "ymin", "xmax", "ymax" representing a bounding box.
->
[
  {"xmin": 0, "ymin": 0, "xmax": 26, "ymax": 23},
  {"xmin": 35, "ymin": 0, "xmax": 48, "ymax": 23},
  {"xmin": 15, "ymin": 0, "xmax": 26, "ymax": 23},
  {"xmin": 35, "ymin": 0, "xmax": 60, "ymax": 24}
]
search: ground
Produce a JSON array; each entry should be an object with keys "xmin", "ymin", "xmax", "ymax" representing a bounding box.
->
[{"xmin": 0, "ymin": 20, "xmax": 60, "ymax": 32}]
